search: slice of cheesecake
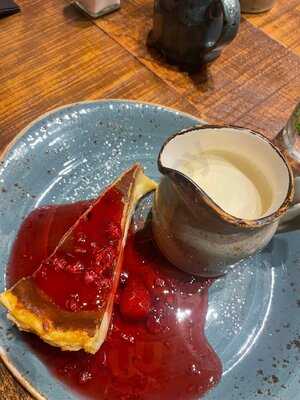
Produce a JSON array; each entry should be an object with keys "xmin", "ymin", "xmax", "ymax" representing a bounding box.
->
[{"xmin": 0, "ymin": 164, "xmax": 156, "ymax": 354}]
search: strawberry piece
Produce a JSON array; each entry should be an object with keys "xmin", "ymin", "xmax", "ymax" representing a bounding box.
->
[
  {"xmin": 106, "ymin": 222, "xmax": 121, "ymax": 240},
  {"xmin": 84, "ymin": 270, "xmax": 98, "ymax": 285},
  {"xmin": 93, "ymin": 245, "xmax": 116, "ymax": 272},
  {"xmin": 52, "ymin": 257, "xmax": 68, "ymax": 272},
  {"xmin": 120, "ymin": 280, "xmax": 151, "ymax": 321},
  {"xmin": 65, "ymin": 293, "xmax": 80, "ymax": 312},
  {"xmin": 66, "ymin": 261, "xmax": 85, "ymax": 274}
]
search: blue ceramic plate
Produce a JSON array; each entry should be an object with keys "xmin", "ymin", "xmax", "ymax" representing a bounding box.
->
[{"xmin": 0, "ymin": 100, "xmax": 299, "ymax": 400}]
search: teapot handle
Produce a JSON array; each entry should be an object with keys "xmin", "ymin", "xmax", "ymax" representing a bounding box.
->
[{"xmin": 215, "ymin": 0, "xmax": 240, "ymax": 49}]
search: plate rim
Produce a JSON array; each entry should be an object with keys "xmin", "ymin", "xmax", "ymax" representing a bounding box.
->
[
  {"xmin": 0, "ymin": 349, "xmax": 46, "ymax": 400},
  {"xmin": 0, "ymin": 99, "xmax": 201, "ymax": 163},
  {"xmin": 0, "ymin": 98, "xmax": 201, "ymax": 400}
]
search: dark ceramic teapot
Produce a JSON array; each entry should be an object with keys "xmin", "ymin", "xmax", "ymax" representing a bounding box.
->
[{"xmin": 148, "ymin": 0, "xmax": 240, "ymax": 69}]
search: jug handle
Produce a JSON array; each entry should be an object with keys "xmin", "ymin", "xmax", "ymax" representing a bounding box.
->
[
  {"xmin": 274, "ymin": 101, "xmax": 300, "ymax": 232},
  {"xmin": 215, "ymin": 0, "xmax": 240, "ymax": 49}
]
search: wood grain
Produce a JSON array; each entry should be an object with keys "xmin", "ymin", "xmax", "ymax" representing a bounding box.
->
[
  {"xmin": 0, "ymin": 0, "xmax": 198, "ymax": 151},
  {"xmin": 244, "ymin": 0, "xmax": 300, "ymax": 55},
  {"xmin": 0, "ymin": 361, "xmax": 32, "ymax": 399},
  {"xmin": 92, "ymin": 0, "xmax": 300, "ymax": 137},
  {"xmin": 1, "ymin": 0, "xmax": 300, "ymax": 398}
]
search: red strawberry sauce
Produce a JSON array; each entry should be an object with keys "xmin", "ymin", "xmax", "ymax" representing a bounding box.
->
[
  {"xmin": 7, "ymin": 201, "xmax": 222, "ymax": 400},
  {"xmin": 32, "ymin": 188, "xmax": 124, "ymax": 312}
]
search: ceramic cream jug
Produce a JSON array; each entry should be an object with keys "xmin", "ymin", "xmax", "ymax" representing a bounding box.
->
[{"xmin": 152, "ymin": 125, "xmax": 300, "ymax": 277}]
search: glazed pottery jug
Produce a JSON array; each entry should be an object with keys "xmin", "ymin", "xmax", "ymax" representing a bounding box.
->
[{"xmin": 152, "ymin": 125, "xmax": 300, "ymax": 277}]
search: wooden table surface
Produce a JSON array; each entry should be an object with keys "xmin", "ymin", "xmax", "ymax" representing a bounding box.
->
[{"xmin": 0, "ymin": 0, "xmax": 299, "ymax": 398}]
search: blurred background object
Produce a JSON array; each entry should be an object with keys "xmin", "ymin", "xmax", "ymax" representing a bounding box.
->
[
  {"xmin": 240, "ymin": 0, "xmax": 276, "ymax": 13},
  {"xmin": 273, "ymin": 101, "xmax": 300, "ymax": 174},
  {"xmin": 74, "ymin": 0, "xmax": 120, "ymax": 18},
  {"xmin": 0, "ymin": 0, "xmax": 20, "ymax": 18}
]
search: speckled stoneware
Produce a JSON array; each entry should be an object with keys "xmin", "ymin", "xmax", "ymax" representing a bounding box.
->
[
  {"xmin": 0, "ymin": 100, "xmax": 299, "ymax": 400},
  {"xmin": 153, "ymin": 125, "xmax": 297, "ymax": 277}
]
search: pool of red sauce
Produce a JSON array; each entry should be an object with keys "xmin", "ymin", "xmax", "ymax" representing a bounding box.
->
[{"xmin": 7, "ymin": 201, "xmax": 222, "ymax": 400}]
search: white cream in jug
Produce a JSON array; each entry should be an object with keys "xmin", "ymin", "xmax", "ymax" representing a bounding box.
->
[{"xmin": 178, "ymin": 150, "xmax": 272, "ymax": 220}]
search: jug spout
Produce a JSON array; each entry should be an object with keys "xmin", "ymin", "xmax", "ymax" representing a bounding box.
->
[{"xmin": 152, "ymin": 125, "xmax": 294, "ymax": 277}]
